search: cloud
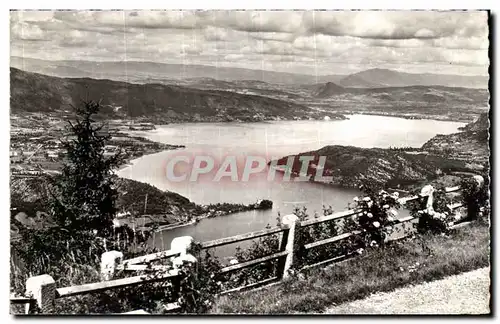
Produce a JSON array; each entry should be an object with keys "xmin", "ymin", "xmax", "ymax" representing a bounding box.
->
[
  {"xmin": 10, "ymin": 21, "xmax": 48, "ymax": 41},
  {"xmin": 95, "ymin": 10, "xmax": 202, "ymax": 30},
  {"xmin": 58, "ymin": 30, "xmax": 90, "ymax": 47},
  {"xmin": 302, "ymin": 10, "xmax": 488, "ymax": 40},
  {"xmin": 181, "ymin": 44, "xmax": 203, "ymax": 55},
  {"xmin": 197, "ymin": 10, "xmax": 304, "ymax": 33},
  {"xmin": 10, "ymin": 10, "xmax": 490, "ymax": 76},
  {"xmin": 414, "ymin": 28, "xmax": 436, "ymax": 38},
  {"xmin": 203, "ymin": 26, "xmax": 233, "ymax": 42},
  {"xmin": 249, "ymin": 32, "xmax": 296, "ymax": 43}
]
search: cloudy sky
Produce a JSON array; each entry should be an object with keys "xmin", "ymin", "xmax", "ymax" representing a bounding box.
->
[{"xmin": 10, "ymin": 10, "xmax": 489, "ymax": 76}]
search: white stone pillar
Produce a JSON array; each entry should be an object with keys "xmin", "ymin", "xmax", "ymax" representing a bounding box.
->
[
  {"xmin": 100, "ymin": 250, "xmax": 123, "ymax": 281},
  {"xmin": 420, "ymin": 185, "xmax": 435, "ymax": 215},
  {"xmin": 170, "ymin": 236, "xmax": 197, "ymax": 304},
  {"xmin": 26, "ymin": 274, "xmax": 55, "ymax": 314},
  {"xmin": 170, "ymin": 236, "xmax": 194, "ymax": 256},
  {"xmin": 473, "ymin": 175, "xmax": 485, "ymax": 191}
]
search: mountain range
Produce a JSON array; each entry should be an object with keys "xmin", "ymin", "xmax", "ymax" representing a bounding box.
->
[
  {"xmin": 337, "ymin": 68, "xmax": 488, "ymax": 89},
  {"xmin": 11, "ymin": 56, "xmax": 488, "ymax": 89}
]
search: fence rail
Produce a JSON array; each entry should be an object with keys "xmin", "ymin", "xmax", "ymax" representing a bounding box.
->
[
  {"xmin": 201, "ymin": 226, "xmax": 285, "ymax": 249},
  {"xmin": 11, "ymin": 178, "xmax": 483, "ymax": 314},
  {"xmin": 56, "ymin": 269, "xmax": 180, "ymax": 298},
  {"xmin": 220, "ymin": 251, "xmax": 288, "ymax": 274}
]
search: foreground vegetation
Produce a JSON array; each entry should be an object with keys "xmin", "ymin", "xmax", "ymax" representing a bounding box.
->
[{"xmin": 213, "ymin": 219, "xmax": 490, "ymax": 314}]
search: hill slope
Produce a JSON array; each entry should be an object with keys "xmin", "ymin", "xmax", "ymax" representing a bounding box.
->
[
  {"xmin": 313, "ymin": 83, "xmax": 488, "ymax": 104},
  {"xmin": 10, "ymin": 68, "xmax": 342, "ymax": 122},
  {"xmin": 313, "ymin": 82, "xmax": 348, "ymax": 97},
  {"xmin": 422, "ymin": 113, "xmax": 490, "ymax": 163},
  {"xmin": 273, "ymin": 145, "xmax": 469, "ymax": 188}
]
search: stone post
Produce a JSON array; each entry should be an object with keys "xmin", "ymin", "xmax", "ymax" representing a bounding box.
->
[
  {"xmin": 170, "ymin": 236, "xmax": 197, "ymax": 303},
  {"xmin": 26, "ymin": 274, "xmax": 55, "ymax": 314},
  {"xmin": 170, "ymin": 236, "xmax": 194, "ymax": 256},
  {"xmin": 473, "ymin": 175, "xmax": 485, "ymax": 191},
  {"xmin": 420, "ymin": 185, "xmax": 435, "ymax": 215},
  {"xmin": 170, "ymin": 236, "xmax": 197, "ymax": 271},
  {"xmin": 279, "ymin": 214, "xmax": 300, "ymax": 279},
  {"xmin": 100, "ymin": 250, "xmax": 123, "ymax": 281}
]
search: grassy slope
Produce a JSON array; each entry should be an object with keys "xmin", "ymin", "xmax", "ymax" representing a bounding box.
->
[{"xmin": 213, "ymin": 221, "xmax": 490, "ymax": 314}]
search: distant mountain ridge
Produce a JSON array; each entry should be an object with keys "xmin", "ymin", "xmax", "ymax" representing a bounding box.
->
[
  {"xmin": 10, "ymin": 56, "xmax": 345, "ymax": 86},
  {"xmin": 338, "ymin": 68, "xmax": 488, "ymax": 89},
  {"xmin": 10, "ymin": 56, "xmax": 488, "ymax": 88}
]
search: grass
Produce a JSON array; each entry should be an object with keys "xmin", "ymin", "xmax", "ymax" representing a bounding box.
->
[{"xmin": 212, "ymin": 220, "xmax": 490, "ymax": 314}]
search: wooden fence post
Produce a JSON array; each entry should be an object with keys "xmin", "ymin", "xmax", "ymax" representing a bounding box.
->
[
  {"xmin": 100, "ymin": 250, "xmax": 123, "ymax": 281},
  {"xmin": 278, "ymin": 214, "xmax": 299, "ymax": 279},
  {"xmin": 26, "ymin": 274, "xmax": 55, "ymax": 314}
]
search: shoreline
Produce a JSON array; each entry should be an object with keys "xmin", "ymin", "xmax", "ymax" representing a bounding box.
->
[
  {"xmin": 337, "ymin": 111, "xmax": 474, "ymax": 123},
  {"xmin": 139, "ymin": 112, "xmax": 471, "ymax": 128},
  {"xmin": 155, "ymin": 219, "xmax": 197, "ymax": 232},
  {"xmin": 117, "ymin": 200, "xmax": 274, "ymax": 234}
]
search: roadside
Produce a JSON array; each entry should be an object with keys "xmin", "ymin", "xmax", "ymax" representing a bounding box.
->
[
  {"xmin": 325, "ymin": 267, "xmax": 490, "ymax": 314},
  {"xmin": 213, "ymin": 221, "xmax": 489, "ymax": 314}
]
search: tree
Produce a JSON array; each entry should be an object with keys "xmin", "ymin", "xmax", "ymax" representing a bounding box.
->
[{"xmin": 50, "ymin": 100, "xmax": 123, "ymax": 237}]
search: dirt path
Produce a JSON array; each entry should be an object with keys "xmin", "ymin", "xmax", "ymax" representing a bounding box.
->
[{"xmin": 325, "ymin": 267, "xmax": 490, "ymax": 315}]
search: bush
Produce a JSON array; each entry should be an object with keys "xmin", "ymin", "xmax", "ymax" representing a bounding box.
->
[{"xmin": 176, "ymin": 243, "xmax": 223, "ymax": 313}]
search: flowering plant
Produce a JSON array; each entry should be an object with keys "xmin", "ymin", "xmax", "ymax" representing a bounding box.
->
[{"xmin": 350, "ymin": 188, "xmax": 401, "ymax": 247}]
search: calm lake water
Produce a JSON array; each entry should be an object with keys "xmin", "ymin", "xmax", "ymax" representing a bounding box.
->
[{"xmin": 117, "ymin": 115, "xmax": 465, "ymax": 255}]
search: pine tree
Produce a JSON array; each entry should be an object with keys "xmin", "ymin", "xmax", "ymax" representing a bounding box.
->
[{"xmin": 50, "ymin": 100, "xmax": 123, "ymax": 237}]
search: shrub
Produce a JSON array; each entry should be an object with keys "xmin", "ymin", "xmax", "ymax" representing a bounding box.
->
[
  {"xmin": 460, "ymin": 175, "xmax": 490, "ymax": 221},
  {"xmin": 176, "ymin": 243, "xmax": 223, "ymax": 313}
]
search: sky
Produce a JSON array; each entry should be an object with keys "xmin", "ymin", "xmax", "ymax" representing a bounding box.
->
[{"xmin": 10, "ymin": 10, "xmax": 490, "ymax": 76}]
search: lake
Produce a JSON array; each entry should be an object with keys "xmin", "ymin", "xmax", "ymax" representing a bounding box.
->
[{"xmin": 117, "ymin": 115, "xmax": 465, "ymax": 256}]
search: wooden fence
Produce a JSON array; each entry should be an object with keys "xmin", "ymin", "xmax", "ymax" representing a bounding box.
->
[{"xmin": 10, "ymin": 177, "xmax": 484, "ymax": 315}]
